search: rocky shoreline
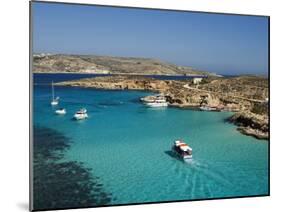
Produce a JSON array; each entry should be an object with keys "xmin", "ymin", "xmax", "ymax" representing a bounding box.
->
[
  {"xmin": 227, "ymin": 111, "xmax": 269, "ymax": 140},
  {"xmin": 56, "ymin": 75, "xmax": 269, "ymax": 140}
]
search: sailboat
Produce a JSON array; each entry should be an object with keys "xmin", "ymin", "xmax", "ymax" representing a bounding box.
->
[{"xmin": 50, "ymin": 81, "xmax": 59, "ymax": 106}]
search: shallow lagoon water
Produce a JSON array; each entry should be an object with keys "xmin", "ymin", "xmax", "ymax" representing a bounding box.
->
[{"xmin": 33, "ymin": 74, "xmax": 268, "ymax": 205}]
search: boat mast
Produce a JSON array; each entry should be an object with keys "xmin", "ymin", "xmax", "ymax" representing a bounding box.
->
[{"xmin": 52, "ymin": 81, "xmax": 55, "ymax": 101}]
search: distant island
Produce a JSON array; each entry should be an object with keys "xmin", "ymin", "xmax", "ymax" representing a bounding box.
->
[{"xmin": 33, "ymin": 53, "xmax": 220, "ymax": 76}]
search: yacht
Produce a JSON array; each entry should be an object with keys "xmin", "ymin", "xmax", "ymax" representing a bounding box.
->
[
  {"xmin": 144, "ymin": 96, "xmax": 168, "ymax": 107},
  {"xmin": 172, "ymin": 140, "xmax": 192, "ymax": 159},
  {"xmin": 55, "ymin": 108, "xmax": 66, "ymax": 115},
  {"xmin": 50, "ymin": 81, "xmax": 59, "ymax": 106},
  {"xmin": 73, "ymin": 108, "xmax": 88, "ymax": 120}
]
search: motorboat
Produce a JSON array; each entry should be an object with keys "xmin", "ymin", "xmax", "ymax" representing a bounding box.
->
[
  {"xmin": 50, "ymin": 81, "xmax": 59, "ymax": 106},
  {"xmin": 73, "ymin": 108, "xmax": 88, "ymax": 120},
  {"xmin": 199, "ymin": 106, "xmax": 218, "ymax": 111},
  {"xmin": 144, "ymin": 95, "xmax": 168, "ymax": 107},
  {"xmin": 55, "ymin": 108, "xmax": 66, "ymax": 115},
  {"xmin": 172, "ymin": 140, "xmax": 192, "ymax": 159}
]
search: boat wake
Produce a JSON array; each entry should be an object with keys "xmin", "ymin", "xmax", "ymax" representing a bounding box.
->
[
  {"xmin": 168, "ymin": 158, "xmax": 236, "ymax": 199},
  {"xmin": 183, "ymin": 158, "xmax": 198, "ymax": 165}
]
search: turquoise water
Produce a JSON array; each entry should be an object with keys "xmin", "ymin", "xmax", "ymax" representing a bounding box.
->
[{"xmin": 33, "ymin": 75, "xmax": 268, "ymax": 205}]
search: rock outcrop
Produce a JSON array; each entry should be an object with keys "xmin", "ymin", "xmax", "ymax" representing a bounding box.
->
[
  {"xmin": 227, "ymin": 111, "xmax": 269, "ymax": 139},
  {"xmin": 57, "ymin": 76, "xmax": 171, "ymax": 91}
]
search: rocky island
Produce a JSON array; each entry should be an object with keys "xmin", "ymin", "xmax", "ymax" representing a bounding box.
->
[
  {"xmin": 56, "ymin": 75, "xmax": 269, "ymax": 140},
  {"xmin": 33, "ymin": 53, "xmax": 218, "ymax": 76}
]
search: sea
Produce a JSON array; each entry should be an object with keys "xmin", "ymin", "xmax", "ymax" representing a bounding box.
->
[{"xmin": 33, "ymin": 73, "xmax": 269, "ymax": 206}]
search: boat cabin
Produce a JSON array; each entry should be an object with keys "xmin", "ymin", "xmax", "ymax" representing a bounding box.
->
[{"xmin": 173, "ymin": 140, "xmax": 192, "ymax": 159}]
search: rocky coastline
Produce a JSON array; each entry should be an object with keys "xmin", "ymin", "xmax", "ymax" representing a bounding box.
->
[
  {"xmin": 227, "ymin": 111, "xmax": 269, "ymax": 140},
  {"xmin": 56, "ymin": 75, "xmax": 269, "ymax": 140}
]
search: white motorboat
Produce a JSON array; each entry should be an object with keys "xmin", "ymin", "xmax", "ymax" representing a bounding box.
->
[
  {"xmin": 172, "ymin": 140, "xmax": 192, "ymax": 159},
  {"xmin": 144, "ymin": 96, "xmax": 168, "ymax": 107},
  {"xmin": 199, "ymin": 106, "xmax": 217, "ymax": 111},
  {"xmin": 73, "ymin": 108, "xmax": 88, "ymax": 120},
  {"xmin": 146, "ymin": 100, "xmax": 168, "ymax": 107},
  {"xmin": 55, "ymin": 108, "xmax": 66, "ymax": 115},
  {"xmin": 50, "ymin": 81, "xmax": 59, "ymax": 106}
]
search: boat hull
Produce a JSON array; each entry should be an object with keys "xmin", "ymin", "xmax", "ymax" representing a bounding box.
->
[
  {"xmin": 51, "ymin": 101, "xmax": 59, "ymax": 106},
  {"xmin": 172, "ymin": 145, "xmax": 192, "ymax": 160},
  {"xmin": 73, "ymin": 114, "xmax": 88, "ymax": 120},
  {"xmin": 145, "ymin": 102, "xmax": 168, "ymax": 107},
  {"xmin": 55, "ymin": 110, "xmax": 66, "ymax": 115},
  {"xmin": 183, "ymin": 155, "xmax": 193, "ymax": 159},
  {"xmin": 172, "ymin": 149, "xmax": 193, "ymax": 160}
]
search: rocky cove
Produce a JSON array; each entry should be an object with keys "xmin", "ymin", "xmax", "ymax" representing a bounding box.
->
[{"xmin": 56, "ymin": 75, "xmax": 269, "ymax": 140}]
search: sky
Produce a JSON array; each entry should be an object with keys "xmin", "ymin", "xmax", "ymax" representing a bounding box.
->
[{"xmin": 32, "ymin": 2, "xmax": 269, "ymax": 75}]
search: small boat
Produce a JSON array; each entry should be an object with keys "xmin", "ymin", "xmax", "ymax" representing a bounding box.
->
[
  {"xmin": 73, "ymin": 108, "xmax": 88, "ymax": 120},
  {"xmin": 55, "ymin": 108, "xmax": 66, "ymax": 115},
  {"xmin": 50, "ymin": 81, "xmax": 59, "ymax": 106},
  {"xmin": 199, "ymin": 106, "xmax": 218, "ymax": 111},
  {"xmin": 144, "ymin": 96, "xmax": 168, "ymax": 107},
  {"xmin": 51, "ymin": 97, "xmax": 59, "ymax": 106},
  {"xmin": 172, "ymin": 140, "xmax": 192, "ymax": 159}
]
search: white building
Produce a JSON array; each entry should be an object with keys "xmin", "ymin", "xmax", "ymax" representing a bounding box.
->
[{"xmin": 193, "ymin": 77, "xmax": 203, "ymax": 84}]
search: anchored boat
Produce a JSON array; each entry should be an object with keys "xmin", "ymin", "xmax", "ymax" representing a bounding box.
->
[
  {"xmin": 144, "ymin": 95, "xmax": 168, "ymax": 107},
  {"xmin": 55, "ymin": 108, "xmax": 66, "ymax": 115},
  {"xmin": 172, "ymin": 140, "xmax": 192, "ymax": 159},
  {"xmin": 73, "ymin": 108, "xmax": 88, "ymax": 120},
  {"xmin": 199, "ymin": 106, "xmax": 218, "ymax": 111}
]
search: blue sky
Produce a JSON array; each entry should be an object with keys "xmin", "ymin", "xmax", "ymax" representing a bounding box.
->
[{"xmin": 32, "ymin": 2, "xmax": 269, "ymax": 75}]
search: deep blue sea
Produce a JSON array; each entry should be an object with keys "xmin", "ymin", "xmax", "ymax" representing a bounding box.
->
[
  {"xmin": 33, "ymin": 73, "xmax": 207, "ymax": 84},
  {"xmin": 33, "ymin": 73, "xmax": 269, "ymax": 205}
]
